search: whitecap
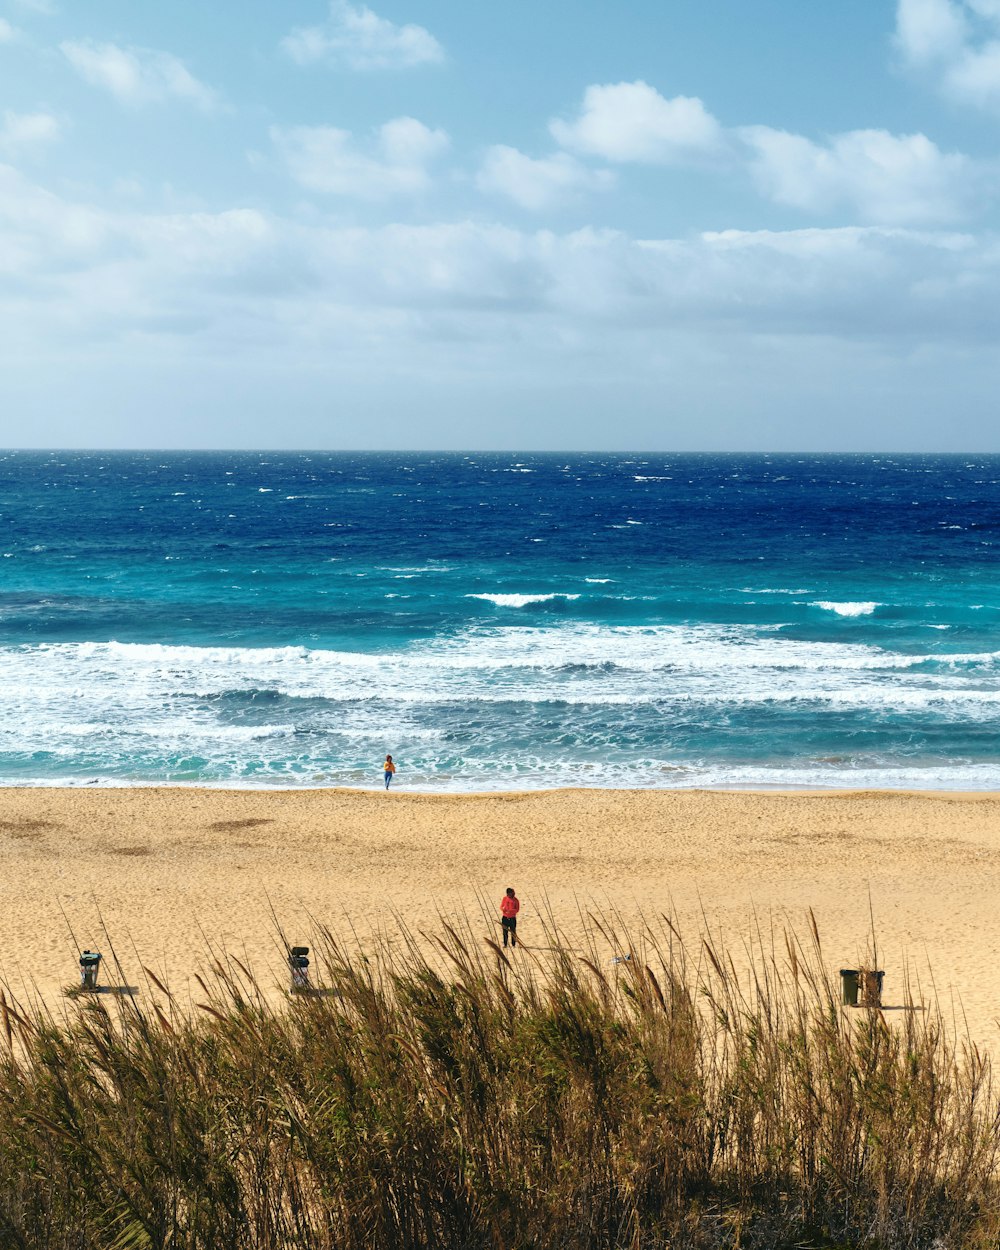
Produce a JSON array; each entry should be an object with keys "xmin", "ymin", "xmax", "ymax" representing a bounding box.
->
[
  {"xmin": 811, "ymin": 601, "xmax": 880, "ymax": 617},
  {"xmin": 466, "ymin": 593, "xmax": 581, "ymax": 608}
]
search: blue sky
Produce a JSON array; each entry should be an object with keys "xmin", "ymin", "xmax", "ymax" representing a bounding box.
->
[{"xmin": 2, "ymin": 0, "xmax": 1000, "ymax": 449}]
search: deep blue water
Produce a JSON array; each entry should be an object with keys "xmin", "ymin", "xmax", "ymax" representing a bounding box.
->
[{"xmin": 1, "ymin": 450, "xmax": 999, "ymax": 789}]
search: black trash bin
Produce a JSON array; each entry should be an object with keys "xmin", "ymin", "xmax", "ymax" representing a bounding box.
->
[
  {"xmin": 289, "ymin": 946, "xmax": 310, "ymax": 991},
  {"xmin": 839, "ymin": 968, "xmax": 859, "ymax": 1006},
  {"xmin": 79, "ymin": 950, "xmax": 102, "ymax": 991}
]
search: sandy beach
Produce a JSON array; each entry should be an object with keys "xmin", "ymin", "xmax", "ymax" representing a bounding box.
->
[{"xmin": 0, "ymin": 785, "xmax": 996, "ymax": 1041}]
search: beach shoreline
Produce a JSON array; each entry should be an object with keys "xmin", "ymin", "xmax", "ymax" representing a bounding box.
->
[
  {"xmin": 4, "ymin": 781, "xmax": 1000, "ymax": 798},
  {"xmin": 1, "ymin": 784, "xmax": 999, "ymax": 1044}
]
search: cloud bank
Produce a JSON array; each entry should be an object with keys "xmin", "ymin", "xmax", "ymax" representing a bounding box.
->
[{"xmin": 0, "ymin": 162, "xmax": 994, "ymax": 354}]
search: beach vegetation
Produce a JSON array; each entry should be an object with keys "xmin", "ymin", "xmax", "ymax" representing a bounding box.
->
[{"xmin": 0, "ymin": 912, "xmax": 996, "ymax": 1248}]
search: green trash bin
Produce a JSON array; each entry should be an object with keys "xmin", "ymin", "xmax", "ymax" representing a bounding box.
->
[{"xmin": 839, "ymin": 968, "xmax": 859, "ymax": 1006}]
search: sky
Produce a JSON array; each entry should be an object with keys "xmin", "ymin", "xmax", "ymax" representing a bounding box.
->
[{"xmin": 2, "ymin": 0, "xmax": 1000, "ymax": 450}]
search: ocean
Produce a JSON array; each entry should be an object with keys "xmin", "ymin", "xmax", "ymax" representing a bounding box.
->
[{"xmin": 1, "ymin": 450, "xmax": 999, "ymax": 790}]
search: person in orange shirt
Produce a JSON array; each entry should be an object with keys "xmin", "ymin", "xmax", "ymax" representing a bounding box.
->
[
  {"xmin": 500, "ymin": 887, "xmax": 520, "ymax": 948},
  {"xmin": 383, "ymin": 754, "xmax": 396, "ymax": 789}
]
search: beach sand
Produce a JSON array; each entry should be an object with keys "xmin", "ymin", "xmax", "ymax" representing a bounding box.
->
[{"xmin": 0, "ymin": 786, "xmax": 996, "ymax": 1044}]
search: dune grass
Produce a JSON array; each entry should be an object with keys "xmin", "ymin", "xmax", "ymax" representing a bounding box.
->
[{"xmin": 0, "ymin": 910, "xmax": 997, "ymax": 1248}]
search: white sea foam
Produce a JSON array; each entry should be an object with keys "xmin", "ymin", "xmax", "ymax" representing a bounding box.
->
[
  {"xmin": 467, "ymin": 593, "xmax": 581, "ymax": 608},
  {"xmin": 1, "ymin": 628, "xmax": 997, "ymax": 710},
  {"xmin": 812, "ymin": 601, "xmax": 881, "ymax": 616},
  {"xmin": 7, "ymin": 759, "xmax": 1000, "ymax": 794},
  {"xmin": 2, "ymin": 624, "xmax": 999, "ymax": 786}
]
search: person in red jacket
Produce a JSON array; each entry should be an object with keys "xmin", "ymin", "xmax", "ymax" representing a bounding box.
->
[{"xmin": 500, "ymin": 887, "xmax": 520, "ymax": 948}]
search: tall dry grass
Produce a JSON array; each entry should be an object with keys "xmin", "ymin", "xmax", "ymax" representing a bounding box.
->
[{"xmin": 0, "ymin": 910, "xmax": 996, "ymax": 1249}]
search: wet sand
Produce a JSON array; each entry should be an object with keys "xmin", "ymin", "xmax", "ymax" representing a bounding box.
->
[{"xmin": 0, "ymin": 786, "xmax": 997, "ymax": 1042}]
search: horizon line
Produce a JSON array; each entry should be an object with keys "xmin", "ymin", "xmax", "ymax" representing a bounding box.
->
[{"xmin": 3, "ymin": 448, "xmax": 1000, "ymax": 457}]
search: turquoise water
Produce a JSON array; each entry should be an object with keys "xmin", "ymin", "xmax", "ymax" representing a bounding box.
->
[{"xmin": 1, "ymin": 450, "xmax": 999, "ymax": 789}]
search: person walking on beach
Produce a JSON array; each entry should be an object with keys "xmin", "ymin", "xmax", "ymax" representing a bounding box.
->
[
  {"xmin": 500, "ymin": 887, "xmax": 519, "ymax": 947},
  {"xmin": 383, "ymin": 754, "xmax": 396, "ymax": 789}
]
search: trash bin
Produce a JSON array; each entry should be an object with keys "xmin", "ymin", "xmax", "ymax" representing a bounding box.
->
[
  {"xmin": 289, "ymin": 946, "xmax": 310, "ymax": 991},
  {"xmin": 860, "ymin": 969, "xmax": 884, "ymax": 1008},
  {"xmin": 839, "ymin": 968, "xmax": 859, "ymax": 1006},
  {"xmin": 79, "ymin": 950, "xmax": 101, "ymax": 991}
]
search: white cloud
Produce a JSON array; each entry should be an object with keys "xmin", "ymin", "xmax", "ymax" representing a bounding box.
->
[
  {"xmin": 740, "ymin": 125, "xmax": 974, "ymax": 224},
  {"xmin": 542, "ymin": 74, "xmax": 980, "ymax": 226},
  {"xmin": 0, "ymin": 111, "xmax": 60, "ymax": 156},
  {"xmin": 895, "ymin": 0, "xmax": 1000, "ymax": 110},
  {"xmin": 550, "ymin": 80, "xmax": 723, "ymax": 163},
  {"xmin": 271, "ymin": 117, "xmax": 448, "ymax": 198},
  {"xmin": 476, "ymin": 146, "xmax": 613, "ymax": 210},
  {"xmin": 895, "ymin": 0, "xmax": 968, "ymax": 65},
  {"xmin": 11, "ymin": 0, "xmax": 55, "ymax": 13},
  {"xmin": 0, "ymin": 19, "xmax": 16, "ymax": 41},
  {"xmin": 281, "ymin": 1, "xmax": 443, "ymax": 70},
  {"xmin": 60, "ymin": 39, "xmax": 218, "ymax": 110}
]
